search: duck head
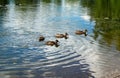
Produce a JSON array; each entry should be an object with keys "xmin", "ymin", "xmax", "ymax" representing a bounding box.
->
[
  {"xmin": 64, "ymin": 33, "xmax": 68, "ymax": 39},
  {"xmin": 84, "ymin": 29, "xmax": 88, "ymax": 36},
  {"xmin": 55, "ymin": 40, "xmax": 59, "ymax": 43},
  {"xmin": 55, "ymin": 40, "xmax": 60, "ymax": 47}
]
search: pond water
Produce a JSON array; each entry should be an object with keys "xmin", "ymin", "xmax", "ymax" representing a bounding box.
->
[{"xmin": 0, "ymin": 0, "xmax": 120, "ymax": 78}]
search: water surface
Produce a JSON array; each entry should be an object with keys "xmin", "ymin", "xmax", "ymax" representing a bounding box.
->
[{"xmin": 0, "ymin": 0, "xmax": 120, "ymax": 78}]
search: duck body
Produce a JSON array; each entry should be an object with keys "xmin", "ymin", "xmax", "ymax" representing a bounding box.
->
[
  {"xmin": 55, "ymin": 33, "xmax": 68, "ymax": 39},
  {"xmin": 46, "ymin": 40, "xmax": 59, "ymax": 47},
  {"xmin": 55, "ymin": 34, "xmax": 65, "ymax": 38},
  {"xmin": 46, "ymin": 41, "xmax": 56, "ymax": 46},
  {"xmin": 75, "ymin": 29, "xmax": 87, "ymax": 36},
  {"xmin": 75, "ymin": 30, "xmax": 85, "ymax": 34},
  {"xmin": 39, "ymin": 36, "xmax": 45, "ymax": 41}
]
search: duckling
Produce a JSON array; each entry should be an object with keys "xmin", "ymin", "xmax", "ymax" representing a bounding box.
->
[
  {"xmin": 46, "ymin": 40, "xmax": 59, "ymax": 47},
  {"xmin": 55, "ymin": 33, "xmax": 68, "ymax": 39},
  {"xmin": 39, "ymin": 36, "xmax": 45, "ymax": 41},
  {"xmin": 75, "ymin": 29, "xmax": 87, "ymax": 36}
]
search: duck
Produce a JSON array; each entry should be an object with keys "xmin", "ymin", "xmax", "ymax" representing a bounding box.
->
[
  {"xmin": 55, "ymin": 33, "xmax": 68, "ymax": 39},
  {"xmin": 75, "ymin": 29, "xmax": 87, "ymax": 36},
  {"xmin": 45, "ymin": 40, "xmax": 59, "ymax": 47},
  {"xmin": 39, "ymin": 36, "xmax": 45, "ymax": 41}
]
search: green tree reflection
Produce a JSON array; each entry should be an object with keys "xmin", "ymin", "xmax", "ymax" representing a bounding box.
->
[
  {"xmin": 0, "ymin": 0, "xmax": 8, "ymax": 6},
  {"xmin": 81, "ymin": 0, "xmax": 120, "ymax": 50}
]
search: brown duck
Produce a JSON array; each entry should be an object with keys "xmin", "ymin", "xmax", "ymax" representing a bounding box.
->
[
  {"xmin": 75, "ymin": 29, "xmax": 87, "ymax": 36},
  {"xmin": 39, "ymin": 36, "xmax": 45, "ymax": 41},
  {"xmin": 55, "ymin": 33, "xmax": 68, "ymax": 39},
  {"xmin": 46, "ymin": 40, "xmax": 59, "ymax": 47}
]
